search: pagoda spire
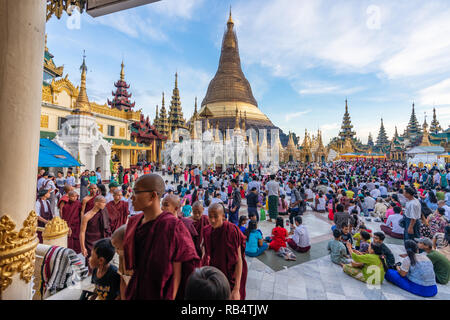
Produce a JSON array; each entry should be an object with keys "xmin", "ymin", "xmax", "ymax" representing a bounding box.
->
[
  {"xmin": 234, "ymin": 106, "xmax": 240, "ymax": 132},
  {"xmin": 154, "ymin": 105, "xmax": 159, "ymax": 127},
  {"xmin": 429, "ymin": 107, "xmax": 442, "ymax": 134},
  {"xmin": 367, "ymin": 132, "xmax": 374, "ymax": 147},
  {"xmin": 157, "ymin": 92, "xmax": 169, "ymax": 137},
  {"xmin": 108, "ymin": 60, "xmax": 135, "ymax": 111},
  {"xmin": 420, "ymin": 120, "xmax": 432, "ymax": 146},
  {"xmin": 404, "ymin": 102, "xmax": 421, "ymax": 138},
  {"xmin": 338, "ymin": 99, "xmax": 356, "ymax": 140},
  {"xmin": 74, "ymin": 51, "xmax": 91, "ymax": 114},
  {"xmin": 376, "ymin": 118, "xmax": 389, "ymax": 147},
  {"xmin": 168, "ymin": 72, "xmax": 187, "ymax": 132}
]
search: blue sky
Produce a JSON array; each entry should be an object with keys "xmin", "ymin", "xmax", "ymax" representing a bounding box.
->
[{"xmin": 46, "ymin": 0, "xmax": 450, "ymax": 144}]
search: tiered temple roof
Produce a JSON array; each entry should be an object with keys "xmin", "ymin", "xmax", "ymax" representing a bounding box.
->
[
  {"xmin": 403, "ymin": 103, "xmax": 421, "ymax": 138},
  {"xmin": 131, "ymin": 113, "xmax": 166, "ymax": 144},
  {"xmin": 73, "ymin": 53, "xmax": 92, "ymax": 115},
  {"xmin": 168, "ymin": 73, "xmax": 188, "ymax": 132},
  {"xmin": 376, "ymin": 118, "xmax": 389, "ymax": 148},
  {"xmin": 338, "ymin": 99, "xmax": 356, "ymax": 140},
  {"xmin": 429, "ymin": 108, "xmax": 442, "ymax": 134},
  {"xmin": 107, "ymin": 61, "xmax": 136, "ymax": 112},
  {"xmin": 156, "ymin": 92, "xmax": 169, "ymax": 136},
  {"xmin": 367, "ymin": 133, "xmax": 374, "ymax": 147}
]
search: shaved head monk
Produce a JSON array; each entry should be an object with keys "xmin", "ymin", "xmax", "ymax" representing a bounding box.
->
[
  {"xmin": 81, "ymin": 184, "xmax": 99, "ymax": 217},
  {"xmin": 80, "ymin": 196, "xmax": 111, "ymax": 266},
  {"xmin": 111, "ymin": 225, "xmax": 132, "ymax": 300},
  {"xmin": 201, "ymin": 203, "xmax": 247, "ymax": 300},
  {"xmin": 106, "ymin": 189, "xmax": 129, "ymax": 233},
  {"xmin": 190, "ymin": 201, "xmax": 209, "ymax": 259},
  {"xmin": 123, "ymin": 174, "xmax": 200, "ymax": 300},
  {"xmin": 61, "ymin": 191, "xmax": 82, "ymax": 253}
]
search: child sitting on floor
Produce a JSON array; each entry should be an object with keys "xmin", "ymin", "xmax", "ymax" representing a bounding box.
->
[
  {"xmin": 238, "ymin": 215, "xmax": 248, "ymax": 234},
  {"xmin": 358, "ymin": 231, "xmax": 372, "ymax": 253},
  {"xmin": 328, "ymin": 228, "xmax": 351, "ymax": 266}
]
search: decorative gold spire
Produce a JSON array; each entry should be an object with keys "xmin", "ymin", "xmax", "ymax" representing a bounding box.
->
[
  {"xmin": 228, "ymin": 5, "xmax": 233, "ymax": 25},
  {"xmin": 201, "ymin": 10, "xmax": 258, "ymax": 107},
  {"xmin": 234, "ymin": 106, "xmax": 240, "ymax": 132},
  {"xmin": 242, "ymin": 111, "xmax": 247, "ymax": 132},
  {"xmin": 420, "ymin": 120, "xmax": 432, "ymax": 146},
  {"xmin": 120, "ymin": 60, "xmax": 125, "ymax": 81},
  {"xmin": 74, "ymin": 51, "xmax": 91, "ymax": 114}
]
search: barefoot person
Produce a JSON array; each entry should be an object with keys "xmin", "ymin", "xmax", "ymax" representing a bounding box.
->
[
  {"xmin": 201, "ymin": 203, "xmax": 248, "ymax": 300},
  {"xmin": 80, "ymin": 196, "xmax": 111, "ymax": 266},
  {"xmin": 81, "ymin": 184, "xmax": 100, "ymax": 217},
  {"xmin": 123, "ymin": 174, "xmax": 199, "ymax": 300},
  {"xmin": 190, "ymin": 201, "xmax": 209, "ymax": 259},
  {"xmin": 111, "ymin": 225, "xmax": 133, "ymax": 300}
]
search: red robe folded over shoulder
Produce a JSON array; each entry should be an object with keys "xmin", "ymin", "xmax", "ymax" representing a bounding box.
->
[
  {"xmin": 106, "ymin": 200, "xmax": 129, "ymax": 233},
  {"xmin": 202, "ymin": 220, "xmax": 248, "ymax": 300},
  {"xmin": 123, "ymin": 211, "xmax": 200, "ymax": 300},
  {"xmin": 61, "ymin": 199, "xmax": 82, "ymax": 254},
  {"xmin": 190, "ymin": 215, "xmax": 209, "ymax": 259}
]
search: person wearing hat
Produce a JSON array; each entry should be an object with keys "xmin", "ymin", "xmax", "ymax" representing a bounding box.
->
[
  {"xmin": 418, "ymin": 237, "xmax": 450, "ymax": 285},
  {"xmin": 35, "ymin": 188, "xmax": 54, "ymax": 243},
  {"xmin": 106, "ymin": 181, "xmax": 120, "ymax": 203}
]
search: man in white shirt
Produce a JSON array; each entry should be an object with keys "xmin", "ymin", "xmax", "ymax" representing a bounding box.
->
[
  {"xmin": 287, "ymin": 216, "xmax": 311, "ymax": 253},
  {"xmin": 404, "ymin": 187, "xmax": 421, "ymax": 242},
  {"xmin": 266, "ymin": 175, "xmax": 279, "ymax": 222},
  {"xmin": 370, "ymin": 185, "xmax": 381, "ymax": 198},
  {"xmin": 381, "ymin": 207, "xmax": 404, "ymax": 237},
  {"xmin": 437, "ymin": 200, "xmax": 450, "ymax": 221}
]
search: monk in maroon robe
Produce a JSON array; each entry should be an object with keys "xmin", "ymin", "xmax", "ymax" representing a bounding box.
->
[
  {"xmin": 162, "ymin": 194, "xmax": 199, "ymax": 249},
  {"xmin": 81, "ymin": 184, "xmax": 99, "ymax": 216},
  {"xmin": 190, "ymin": 201, "xmax": 209, "ymax": 259},
  {"xmin": 80, "ymin": 196, "xmax": 111, "ymax": 265},
  {"xmin": 106, "ymin": 189, "xmax": 129, "ymax": 233},
  {"xmin": 123, "ymin": 174, "xmax": 199, "ymax": 300},
  {"xmin": 61, "ymin": 191, "xmax": 82, "ymax": 253},
  {"xmin": 202, "ymin": 203, "xmax": 247, "ymax": 300}
]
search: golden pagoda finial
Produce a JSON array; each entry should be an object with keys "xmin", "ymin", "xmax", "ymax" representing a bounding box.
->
[
  {"xmin": 74, "ymin": 50, "xmax": 91, "ymax": 114},
  {"xmin": 120, "ymin": 60, "xmax": 125, "ymax": 81},
  {"xmin": 234, "ymin": 106, "xmax": 240, "ymax": 131},
  {"xmin": 175, "ymin": 72, "xmax": 178, "ymax": 89},
  {"xmin": 162, "ymin": 92, "xmax": 165, "ymax": 107},
  {"xmin": 420, "ymin": 120, "xmax": 432, "ymax": 146},
  {"xmin": 228, "ymin": 5, "xmax": 233, "ymax": 24}
]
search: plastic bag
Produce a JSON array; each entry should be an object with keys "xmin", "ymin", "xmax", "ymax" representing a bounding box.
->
[{"xmin": 260, "ymin": 208, "xmax": 266, "ymax": 221}]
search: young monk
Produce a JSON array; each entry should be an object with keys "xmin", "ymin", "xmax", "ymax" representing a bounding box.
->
[
  {"xmin": 61, "ymin": 191, "xmax": 82, "ymax": 253},
  {"xmin": 106, "ymin": 189, "xmax": 129, "ymax": 233},
  {"xmin": 162, "ymin": 194, "xmax": 199, "ymax": 249},
  {"xmin": 80, "ymin": 196, "xmax": 111, "ymax": 265},
  {"xmin": 201, "ymin": 203, "xmax": 248, "ymax": 300},
  {"xmin": 190, "ymin": 201, "xmax": 209, "ymax": 259},
  {"xmin": 123, "ymin": 174, "xmax": 199, "ymax": 300},
  {"xmin": 81, "ymin": 184, "xmax": 100, "ymax": 216},
  {"xmin": 58, "ymin": 184, "xmax": 74, "ymax": 215},
  {"xmin": 111, "ymin": 225, "xmax": 133, "ymax": 300}
]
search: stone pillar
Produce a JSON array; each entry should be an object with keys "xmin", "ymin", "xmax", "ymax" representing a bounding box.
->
[{"xmin": 0, "ymin": 0, "xmax": 46, "ymax": 300}]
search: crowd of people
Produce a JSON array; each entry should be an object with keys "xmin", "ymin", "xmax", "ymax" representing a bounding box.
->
[{"xmin": 34, "ymin": 160, "xmax": 450, "ymax": 300}]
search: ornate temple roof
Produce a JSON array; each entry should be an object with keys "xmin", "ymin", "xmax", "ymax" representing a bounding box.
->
[
  {"xmin": 201, "ymin": 10, "xmax": 258, "ymax": 107},
  {"xmin": 107, "ymin": 61, "xmax": 136, "ymax": 111}
]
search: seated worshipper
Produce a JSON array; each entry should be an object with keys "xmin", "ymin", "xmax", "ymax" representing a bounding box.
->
[
  {"xmin": 384, "ymin": 202, "xmax": 396, "ymax": 222},
  {"xmin": 332, "ymin": 204, "xmax": 353, "ymax": 231},
  {"xmin": 315, "ymin": 191, "xmax": 326, "ymax": 213},
  {"xmin": 418, "ymin": 238, "xmax": 450, "ymax": 285},
  {"xmin": 374, "ymin": 197, "xmax": 388, "ymax": 222},
  {"xmin": 201, "ymin": 203, "xmax": 247, "ymax": 300},
  {"xmin": 419, "ymin": 213, "xmax": 433, "ymax": 239},
  {"xmin": 328, "ymin": 229, "xmax": 351, "ymax": 266},
  {"xmin": 123, "ymin": 174, "xmax": 199, "ymax": 300},
  {"xmin": 36, "ymin": 188, "xmax": 54, "ymax": 243},
  {"xmin": 433, "ymin": 226, "xmax": 450, "ymax": 260},
  {"xmin": 238, "ymin": 215, "xmax": 248, "ymax": 234},
  {"xmin": 385, "ymin": 240, "xmax": 438, "ymax": 297},
  {"xmin": 245, "ymin": 221, "xmax": 268, "ymax": 257},
  {"xmin": 340, "ymin": 223, "xmax": 354, "ymax": 253},
  {"xmin": 61, "ymin": 191, "xmax": 82, "ymax": 253},
  {"xmin": 373, "ymin": 232, "xmax": 396, "ymax": 269},
  {"xmin": 189, "ymin": 201, "xmax": 210, "ymax": 259},
  {"xmin": 278, "ymin": 194, "xmax": 288, "ymax": 216},
  {"xmin": 353, "ymin": 230, "xmax": 371, "ymax": 253},
  {"xmin": 287, "ymin": 216, "xmax": 311, "ymax": 253},
  {"xmin": 342, "ymin": 242, "xmax": 387, "ymax": 285},
  {"xmin": 82, "ymin": 238, "xmax": 120, "ymax": 300},
  {"xmin": 428, "ymin": 207, "xmax": 448, "ymax": 236},
  {"xmin": 185, "ymin": 266, "xmax": 231, "ymax": 300},
  {"xmin": 380, "ymin": 206, "xmax": 404, "ymax": 239},
  {"xmin": 80, "ymin": 196, "xmax": 111, "ymax": 267},
  {"xmin": 111, "ymin": 225, "xmax": 133, "ymax": 300},
  {"xmin": 182, "ymin": 201, "xmax": 193, "ymax": 218},
  {"xmin": 106, "ymin": 190, "xmax": 130, "ymax": 233},
  {"xmin": 267, "ymin": 217, "xmax": 288, "ymax": 252}
]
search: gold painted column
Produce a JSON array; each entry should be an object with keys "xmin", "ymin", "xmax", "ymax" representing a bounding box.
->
[{"xmin": 0, "ymin": 0, "xmax": 46, "ymax": 300}]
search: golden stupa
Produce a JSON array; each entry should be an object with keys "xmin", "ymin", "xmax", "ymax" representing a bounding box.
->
[{"xmin": 195, "ymin": 10, "xmax": 274, "ymax": 131}]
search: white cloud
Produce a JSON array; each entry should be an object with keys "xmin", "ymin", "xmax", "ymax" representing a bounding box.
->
[
  {"xmin": 418, "ymin": 78, "xmax": 450, "ymax": 106},
  {"xmin": 152, "ymin": 0, "xmax": 204, "ymax": 19},
  {"xmin": 284, "ymin": 109, "xmax": 312, "ymax": 122},
  {"xmin": 294, "ymin": 81, "xmax": 365, "ymax": 95}
]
